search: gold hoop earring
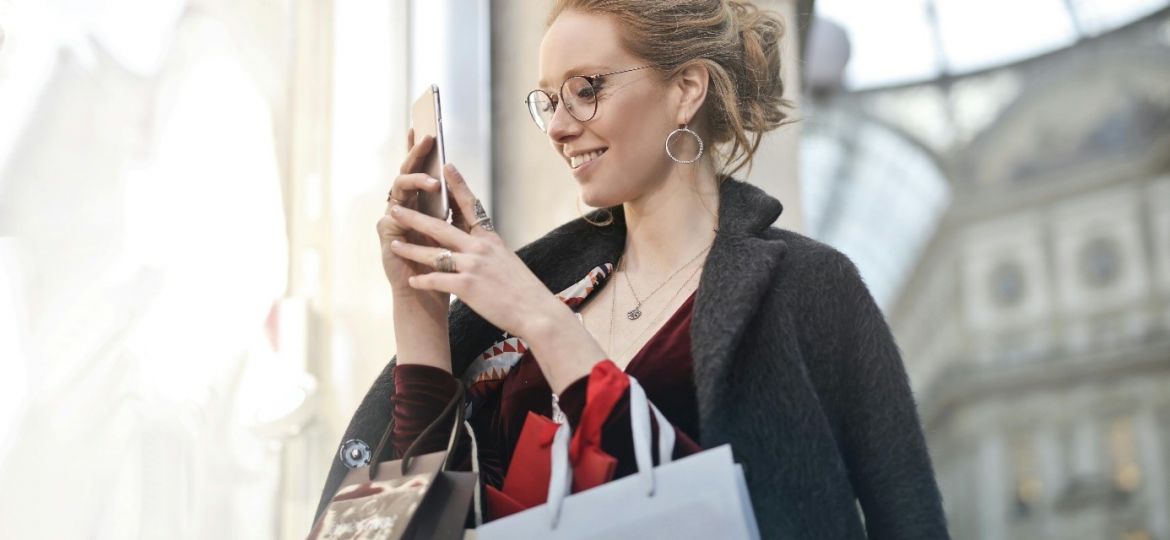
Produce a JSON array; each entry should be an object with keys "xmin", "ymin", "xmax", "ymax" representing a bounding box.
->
[{"xmin": 576, "ymin": 198, "xmax": 614, "ymax": 227}]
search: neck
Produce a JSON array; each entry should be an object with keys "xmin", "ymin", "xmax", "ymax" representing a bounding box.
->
[{"xmin": 620, "ymin": 163, "xmax": 720, "ymax": 276}]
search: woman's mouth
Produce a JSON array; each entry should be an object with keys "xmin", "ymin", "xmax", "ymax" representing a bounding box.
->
[{"xmin": 570, "ymin": 148, "xmax": 607, "ymax": 171}]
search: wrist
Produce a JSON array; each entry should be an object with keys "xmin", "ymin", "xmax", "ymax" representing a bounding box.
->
[
  {"xmin": 522, "ymin": 298, "xmax": 575, "ymax": 344},
  {"xmin": 391, "ymin": 291, "xmax": 451, "ymax": 372},
  {"xmin": 392, "ymin": 286, "xmax": 449, "ymax": 304},
  {"xmin": 522, "ymin": 300, "xmax": 606, "ymax": 394}
]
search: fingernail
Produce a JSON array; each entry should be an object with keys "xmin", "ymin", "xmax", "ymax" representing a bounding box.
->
[
  {"xmin": 390, "ymin": 239, "xmax": 400, "ymax": 247},
  {"xmin": 408, "ymin": 276, "xmax": 416, "ymax": 286},
  {"xmin": 428, "ymin": 177, "xmax": 439, "ymax": 185},
  {"xmin": 390, "ymin": 205, "xmax": 400, "ymax": 214}
]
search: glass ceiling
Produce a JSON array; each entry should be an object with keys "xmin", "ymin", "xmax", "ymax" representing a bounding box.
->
[
  {"xmin": 816, "ymin": 0, "xmax": 1170, "ymax": 89},
  {"xmin": 801, "ymin": 108, "xmax": 952, "ymax": 310}
]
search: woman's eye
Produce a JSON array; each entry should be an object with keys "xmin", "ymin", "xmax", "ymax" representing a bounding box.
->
[{"xmin": 576, "ymin": 85, "xmax": 598, "ymax": 101}]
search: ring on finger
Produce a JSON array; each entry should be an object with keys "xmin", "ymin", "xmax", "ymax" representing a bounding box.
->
[
  {"xmin": 434, "ymin": 249, "xmax": 457, "ymax": 273},
  {"xmin": 473, "ymin": 216, "xmax": 494, "ymax": 232},
  {"xmin": 472, "ymin": 199, "xmax": 495, "ymax": 232},
  {"xmin": 387, "ymin": 190, "xmax": 414, "ymax": 205}
]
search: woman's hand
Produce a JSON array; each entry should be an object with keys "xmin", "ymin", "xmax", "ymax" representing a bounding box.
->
[
  {"xmin": 378, "ymin": 129, "xmax": 446, "ymax": 294},
  {"xmin": 388, "ymin": 161, "xmax": 610, "ymax": 391},
  {"xmin": 378, "ymin": 129, "xmax": 453, "ymax": 371},
  {"xmin": 386, "ymin": 162, "xmax": 570, "ymax": 338}
]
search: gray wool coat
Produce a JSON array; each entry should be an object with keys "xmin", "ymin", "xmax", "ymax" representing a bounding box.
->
[{"xmin": 314, "ymin": 177, "xmax": 950, "ymax": 539}]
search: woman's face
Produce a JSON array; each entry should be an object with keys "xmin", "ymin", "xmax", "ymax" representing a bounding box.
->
[{"xmin": 538, "ymin": 10, "xmax": 681, "ymax": 208}]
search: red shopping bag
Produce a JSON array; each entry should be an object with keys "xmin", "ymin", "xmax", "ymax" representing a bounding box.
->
[{"xmin": 484, "ymin": 361, "xmax": 630, "ymax": 519}]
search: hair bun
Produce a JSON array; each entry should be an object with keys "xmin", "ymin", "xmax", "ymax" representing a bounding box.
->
[{"xmin": 726, "ymin": 0, "xmax": 789, "ymax": 134}]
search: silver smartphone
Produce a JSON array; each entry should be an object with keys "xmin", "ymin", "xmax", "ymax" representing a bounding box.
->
[{"xmin": 410, "ymin": 84, "xmax": 449, "ymax": 220}]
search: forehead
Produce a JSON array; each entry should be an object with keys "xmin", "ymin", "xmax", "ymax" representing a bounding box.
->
[{"xmin": 537, "ymin": 10, "xmax": 632, "ymax": 89}]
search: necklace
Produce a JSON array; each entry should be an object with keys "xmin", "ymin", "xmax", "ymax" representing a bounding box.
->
[
  {"xmin": 607, "ymin": 274, "xmax": 620, "ymax": 357},
  {"xmin": 608, "ymin": 260, "xmax": 703, "ymax": 363},
  {"xmin": 621, "ymin": 242, "xmax": 711, "ymax": 320}
]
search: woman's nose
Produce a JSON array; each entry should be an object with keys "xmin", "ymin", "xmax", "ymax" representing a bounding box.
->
[{"xmin": 546, "ymin": 102, "xmax": 582, "ymax": 143}]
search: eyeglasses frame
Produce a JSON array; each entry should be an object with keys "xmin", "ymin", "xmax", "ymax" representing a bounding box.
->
[{"xmin": 524, "ymin": 64, "xmax": 658, "ymax": 132}]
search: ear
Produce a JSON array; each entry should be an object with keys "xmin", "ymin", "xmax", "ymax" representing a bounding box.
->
[{"xmin": 672, "ymin": 60, "xmax": 710, "ymax": 127}]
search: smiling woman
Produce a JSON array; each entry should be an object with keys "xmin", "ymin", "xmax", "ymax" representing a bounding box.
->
[{"xmin": 318, "ymin": 1, "xmax": 949, "ymax": 538}]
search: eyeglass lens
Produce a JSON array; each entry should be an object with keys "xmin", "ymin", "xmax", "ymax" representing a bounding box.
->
[{"xmin": 526, "ymin": 76, "xmax": 598, "ymax": 132}]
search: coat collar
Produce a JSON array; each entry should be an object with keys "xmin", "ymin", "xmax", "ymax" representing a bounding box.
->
[
  {"xmin": 689, "ymin": 178, "xmax": 787, "ymax": 420},
  {"xmin": 449, "ymin": 177, "xmax": 789, "ymax": 396}
]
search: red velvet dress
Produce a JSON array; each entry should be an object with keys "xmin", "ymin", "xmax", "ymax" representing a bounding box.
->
[{"xmin": 389, "ymin": 263, "xmax": 702, "ymax": 521}]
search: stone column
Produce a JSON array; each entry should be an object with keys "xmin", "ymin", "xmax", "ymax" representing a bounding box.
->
[
  {"xmin": 744, "ymin": 0, "xmax": 805, "ymax": 233},
  {"xmin": 284, "ymin": 0, "xmax": 335, "ymax": 535},
  {"xmin": 490, "ymin": 1, "xmax": 575, "ymax": 247},
  {"xmin": 977, "ymin": 433, "xmax": 1008, "ymax": 540},
  {"xmin": 1135, "ymin": 408, "xmax": 1168, "ymax": 540}
]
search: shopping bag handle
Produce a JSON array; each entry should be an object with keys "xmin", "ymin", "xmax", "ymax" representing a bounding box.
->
[
  {"xmin": 368, "ymin": 381, "xmax": 466, "ymax": 480},
  {"xmin": 546, "ymin": 374, "xmax": 675, "ymax": 528},
  {"xmin": 629, "ymin": 375, "xmax": 676, "ymax": 486}
]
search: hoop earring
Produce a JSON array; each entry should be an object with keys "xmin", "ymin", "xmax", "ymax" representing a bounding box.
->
[
  {"xmin": 576, "ymin": 198, "xmax": 614, "ymax": 227},
  {"xmin": 665, "ymin": 124, "xmax": 704, "ymax": 164}
]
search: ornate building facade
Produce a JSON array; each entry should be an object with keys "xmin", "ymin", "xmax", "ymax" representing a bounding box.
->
[{"xmin": 869, "ymin": 12, "xmax": 1170, "ymax": 540}]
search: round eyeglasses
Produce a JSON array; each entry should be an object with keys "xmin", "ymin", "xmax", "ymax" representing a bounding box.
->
[{"xmin": 525, "ymin": 65, "xmax": 656, "ymax": 133}]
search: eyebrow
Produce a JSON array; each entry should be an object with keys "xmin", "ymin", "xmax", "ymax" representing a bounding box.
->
[{"xmin": 537, "ymin": 64, "xmax": 612, "ymax": 90}]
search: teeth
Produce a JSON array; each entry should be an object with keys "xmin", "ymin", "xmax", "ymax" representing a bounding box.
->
[{"xmin": 570, "ymin": 149, "xmax": 606, "ymax": 168}]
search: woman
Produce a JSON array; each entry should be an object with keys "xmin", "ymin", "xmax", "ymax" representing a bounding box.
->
[{"xmin": 316, "ymin": 1, "xmax": 949, "ymax": 537}]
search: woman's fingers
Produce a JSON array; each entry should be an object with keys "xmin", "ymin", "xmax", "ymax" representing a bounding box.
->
[
  {"xmin": 399, "ymin": 134, "xmax": 435, "ymax": 175},
  {"xmin": 444, "ymin": 163, "xmax": 495, "ymax": 236},
  {"xmin": 395, "ymin": 173, "xmax": 442, "ymax": 196},
  {"xmin": 407, "ymin": 272, "xmax": 463, "ymax": 295},
  {"xmin": 389, "ymin": 239, "xmax": 472, "ymax": 271},
  {"xmin": 390, "ymin": 204, "xmax": 475, "ymax": 253},
  {"xmin": 386, "ymin": 172, "xmax": 441, "ymax": 210}
]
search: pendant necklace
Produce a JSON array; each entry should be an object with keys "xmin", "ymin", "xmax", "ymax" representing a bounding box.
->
[
  {"xmin": 609, "ymin": 260, "xmax": 704, "ymax": 363},
  {"xmin": 620, "ymin": 242, "xmax": 712, "ymax": 320}
]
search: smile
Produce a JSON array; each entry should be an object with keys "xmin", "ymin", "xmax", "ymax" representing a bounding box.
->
[{"xmin": 570, "ymin": 148, "xmax": 607, "ymax": 169}]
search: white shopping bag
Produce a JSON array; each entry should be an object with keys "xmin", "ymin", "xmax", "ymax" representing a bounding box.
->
[{"xmin": 476, "ymin": 375, "xmax": 760, "ymax": 540}]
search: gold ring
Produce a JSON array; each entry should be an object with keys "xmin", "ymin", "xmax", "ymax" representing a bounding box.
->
[
  {"xmin": 388, "ymin": 190, "xmax": 413, "ymax": 205},
  {"xmin": 434, "ymin": 249, "xmax": 456, "ymax": 273}
]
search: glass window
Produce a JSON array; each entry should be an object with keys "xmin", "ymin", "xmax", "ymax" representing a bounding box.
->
[
  {"xmin": 816, "ymin": 0, "xmax": 942, "ymax": 88},
  {"xmin": 1109, "ymin": 416, "xmax": 1141, "ymax": 493},
  {"xmin": 933, "ymin": 0, "xmax": 1078, "ymax": 72},
  {"xmin": 815, "ymin": 0, "xmax": 1170, "ymax": 89}
]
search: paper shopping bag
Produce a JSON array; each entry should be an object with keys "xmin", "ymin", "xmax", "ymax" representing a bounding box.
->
[
  {"xmin": 477, "ymin": 367, "xmax": 760, "ymax": 539},
  {"xmin": 309, "ymin": 384, "xmax": 476, "ymax": 540}
]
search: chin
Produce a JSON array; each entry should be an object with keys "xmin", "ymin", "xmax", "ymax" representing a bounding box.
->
[{"xmin": 578, "ymin": 185, "xmax": 623, "ymax": 210}]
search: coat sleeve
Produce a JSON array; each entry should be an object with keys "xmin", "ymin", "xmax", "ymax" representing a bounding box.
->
[
  {"xmin": 823, "ymin": 252, "xmax": 950, "ymax": 539},
  {"xmin": 312, "ymin": 355, "xmax": 398, "ymax": 525}
]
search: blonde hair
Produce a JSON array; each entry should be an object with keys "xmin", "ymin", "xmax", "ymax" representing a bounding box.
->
[{"xmin": 547, "ymin": 0, "xmax": 794, "ymax": 176}]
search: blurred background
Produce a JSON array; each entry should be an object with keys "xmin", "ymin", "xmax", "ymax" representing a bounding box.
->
[{"xmin": 0, "ymin": 0, "xmax": 1167, "ymax": 538}]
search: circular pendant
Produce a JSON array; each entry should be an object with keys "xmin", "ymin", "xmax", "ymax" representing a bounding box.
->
[{"xmin": 627, "ymin": 308, "xmax": 642, "ymax": 320}]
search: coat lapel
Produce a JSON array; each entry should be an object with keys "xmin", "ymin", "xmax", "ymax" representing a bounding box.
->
[{"xmin": 690, "ymin": 179, "xmax": 788, "ymax": 423}]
